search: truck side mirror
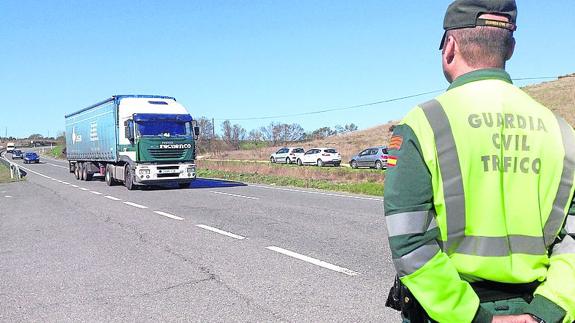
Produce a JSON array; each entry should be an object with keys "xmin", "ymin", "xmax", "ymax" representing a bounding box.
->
[
  {"xmin": 194, "ymin": 126, "xmax": 200, "ymax": 137},
  {"xmin": 124, "ymin": 120, "xmax": 134, "ymax": 142}
]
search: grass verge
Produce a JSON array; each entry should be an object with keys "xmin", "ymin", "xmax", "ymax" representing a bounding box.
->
[
  {"xmin": 0, "ymin": 163, "xmax": 19, "ymax": 183},
  {"xmin": 48, "ymin": 145, "xmax": 65, "ymax": 159},
  {"xmin": 197, "ymin": 166, "xmax": 384, "ymax": 197}
]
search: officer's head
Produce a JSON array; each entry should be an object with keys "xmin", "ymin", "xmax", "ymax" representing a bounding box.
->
[{"xmin": 440, "ymin": 0, "xmax": 517, "ymax": 82}]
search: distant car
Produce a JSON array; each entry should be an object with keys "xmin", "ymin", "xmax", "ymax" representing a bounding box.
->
[
  {"xmin": 297, "ymin": 147, "xmax": 341, "ymax": 167},
  {"xmin": 11, "ymin": 149, "xmax": 23, "ymax": 159},
  {"xmin": 350, "ymin": 146, "xmax": 388, "ymax": 170},
  {"xmin": 270, "ymin": 147, "xmax": 305, "ymax": 164},
  {"xmin": 23, "ymin": 152, "xmax": 40, "ymax": 164}
]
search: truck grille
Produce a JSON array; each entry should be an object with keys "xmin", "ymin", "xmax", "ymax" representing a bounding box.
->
[{"xmin": 148, "ymin": 148, "xmax": 186, "ymax": 159}]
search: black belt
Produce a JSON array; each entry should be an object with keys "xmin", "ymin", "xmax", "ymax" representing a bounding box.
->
[{"xmin": 470, "ymin": 280, "xmax": 540, "ymax": 303}]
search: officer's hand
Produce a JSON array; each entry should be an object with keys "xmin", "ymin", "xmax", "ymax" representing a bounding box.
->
[{"xmin": 492, "ymin": 314, "xmax": 538, "ymax": 323}]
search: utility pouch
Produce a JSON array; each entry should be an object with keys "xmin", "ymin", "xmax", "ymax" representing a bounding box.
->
[{"xmin": 385, "ymin": 275, "xmax": 430, "ymax": 323}]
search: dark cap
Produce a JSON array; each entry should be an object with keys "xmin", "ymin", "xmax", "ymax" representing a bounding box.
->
[{"xmin": 439, "ymin": 0, "xmax": 517, "ymax": 49}]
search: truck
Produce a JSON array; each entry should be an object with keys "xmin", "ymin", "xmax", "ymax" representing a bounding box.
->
[
  {"xmin": 65, "ymin": 95, "xmax": 199, "ymax": 190},
  {"xmin": 6, "ymin": 142, "xmax": 15, "ymax": 153}
]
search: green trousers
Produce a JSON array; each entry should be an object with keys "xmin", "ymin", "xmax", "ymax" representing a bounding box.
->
[{"xmin": 401, "ymin": 297, "xmax": 529, "ymax": 323}]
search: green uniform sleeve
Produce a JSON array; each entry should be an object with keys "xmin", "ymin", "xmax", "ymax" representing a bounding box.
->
[
  {"xmin": 525, "ymin": 206, "xmax": 575, "ymax": 323},
  {"xmin": 384, "ymin": 124, "xmax": 488, "ymax": 323}
]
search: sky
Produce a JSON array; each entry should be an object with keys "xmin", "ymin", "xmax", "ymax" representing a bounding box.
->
[{"xmin": 1, "ymin": 1, "xmax": 574, "ymax": 139}]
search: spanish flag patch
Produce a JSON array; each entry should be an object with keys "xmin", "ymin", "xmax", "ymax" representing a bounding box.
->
[
  {"xmin": 387, "ymin": 155, "xmax": 398, "ymax": 167},
  {"xmin": 389, "ymin": 135, "xmax": 403, "ymax": 150}
]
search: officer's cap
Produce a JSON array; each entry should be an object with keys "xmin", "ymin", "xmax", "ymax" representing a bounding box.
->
[{"xmin": 439, "ymin": 0, "xmax": 517, "ymax": 50}]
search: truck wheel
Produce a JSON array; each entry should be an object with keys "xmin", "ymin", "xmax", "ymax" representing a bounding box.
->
[
  {"xmin": 74, "ymin": 164, "xmax": 80, "ymax": 180},
  {"xmin": 105, "ymin": 166, "xmax": 115, "ymax": 186},
  {"xmin": 79, "ymin": 163, "xmax": 86, "ymax": 180},
  {"xmin": 82, "ymin": 164, "xmax": 91, "ymax": 181},
  {"xmin": 125, "ymin": 167, "xmax": 136, "ymax": 190}
]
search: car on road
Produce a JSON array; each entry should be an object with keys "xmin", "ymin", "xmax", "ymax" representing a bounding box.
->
[
  {"xmin": 349, "ymin": 146, "xmax": 389, "ymax": 170},
  {"xmin": 270, "ymin": 147, "xmax": 305, "ymax": 164},
  {"xmin": 23, "ymin": 152, "xmax": 40, "ymax": 164},
  {"xmin": 11, "ymin": 149, "xmax": 23, "ymax": 159},
  {"xmin": 297, "ymin": 147, "xmax": 341, "ymax": 167}
]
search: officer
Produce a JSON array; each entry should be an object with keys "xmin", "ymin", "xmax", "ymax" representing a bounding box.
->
[{"xmin": 384, "ymin": 0, "xmax": 575, "ymax": 322}]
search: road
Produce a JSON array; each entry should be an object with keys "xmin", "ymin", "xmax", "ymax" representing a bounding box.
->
[{"xmin": 0, "ymin": 152, "xmax": 399, "ymax": 322}]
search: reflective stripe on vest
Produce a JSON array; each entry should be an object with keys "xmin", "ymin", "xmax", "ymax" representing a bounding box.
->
[{"xmin": 421, "ymin": 99, "xmax": 575, "ymax": 257}]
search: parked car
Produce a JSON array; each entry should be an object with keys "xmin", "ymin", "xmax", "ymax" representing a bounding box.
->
[
  {"xmin": 297, "ymin": 148, "xmax": 341, "ymax": 167},
  {"xmin": 23, "ymin": 152, "xmax": 40, "ymax": 164},
  {"xmin": 349, "ymin": 146, "xmax": 388, "ymax": 170},
  {"xmin": 11, "ymin": 149, "xmax": 23, "ymax": 159},
  {"xmin": 270, "ymin": 147, "xmax": 305, "ymax": 164}
]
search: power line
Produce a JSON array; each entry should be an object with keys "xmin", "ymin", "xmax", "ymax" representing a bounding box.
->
[{"xmin": 214, "ymin": 75, "xmax": 570, "ymax": 122}]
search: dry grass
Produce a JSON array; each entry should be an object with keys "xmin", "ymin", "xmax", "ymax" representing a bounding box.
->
[
  {"xmin": 198, "ymin": 160, "xmax": 384, "ymax": 184},
  {"xmin": 523, "ymin": 73, "xmax": 575, "ymax": 127}
]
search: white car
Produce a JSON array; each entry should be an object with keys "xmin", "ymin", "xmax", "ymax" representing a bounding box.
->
[
  {"xmin": 270, "ymin": 147, "xmax": 305, "ymax": 164},
  {"xmin": 297, "ymin": 147, "xmax": 341, "ymax": 167}
]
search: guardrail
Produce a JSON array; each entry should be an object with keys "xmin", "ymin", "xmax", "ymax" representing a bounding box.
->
[{"xmin": 0, "ymin": 149, "xmax": 25, "ymax": 180}]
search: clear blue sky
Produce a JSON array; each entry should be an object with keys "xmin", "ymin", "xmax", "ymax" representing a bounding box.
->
[{"xmin": 1, "ymin": 1, "xmax": 574, "ymax": 138}]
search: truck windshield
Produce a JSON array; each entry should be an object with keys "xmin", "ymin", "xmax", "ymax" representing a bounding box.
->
[{"xmin": 136, "ymin": 121, "xmax": 191, "ymax": 137}]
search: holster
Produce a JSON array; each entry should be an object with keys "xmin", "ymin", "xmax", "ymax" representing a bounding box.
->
[{"xmin": 385, "ymin": 275, "xmax": 431, "ymax": 323}]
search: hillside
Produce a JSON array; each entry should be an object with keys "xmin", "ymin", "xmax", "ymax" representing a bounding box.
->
[{"xmin": 212, "ymin": 74, "xmax": 574, "ymax": 163}]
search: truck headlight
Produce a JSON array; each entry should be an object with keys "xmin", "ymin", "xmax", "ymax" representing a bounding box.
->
[
  {"xmin": 139, "ymin": 169, "xmax": 151, "ymax": 175},
  {"xmin": 186, "ymin": 167, "xmax": 195, "ymax": 173}
]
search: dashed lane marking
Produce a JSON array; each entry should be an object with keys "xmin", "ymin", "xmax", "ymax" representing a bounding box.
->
[
  {"xmin": 104, "ymin": 196, "xmax": 121, "ymax": 201},
  {"xmin": 211, "ymin": 191, "xmax": 259, "ymax": 200},
  {"xmin": 90, "ymin": 191, "xmax": 102, "ymax": 195},
  {"xmin": 79, "ymin": 188, "xmax": 89, "ymax": 191},
  {"xmin": 4, "ymin": 195, "xmax": 13, "ymax": 198},
  {"xmin": 154, "ymin": 211, "xmax": 184, "ymax": 221},
  {"xmin": 123, "ymin": 201, "xmax": 148, "ymax": 209},
  {"xmin": 196, "ymin": 224, "xmax": 246, "ymax": 240},
  {"xmin": 70, "ymin": 184, "xmax": 79, "ymax": 188},
  {"xmin": 265, "ymin": 246, "xmax": 360, "ymax": 276}
]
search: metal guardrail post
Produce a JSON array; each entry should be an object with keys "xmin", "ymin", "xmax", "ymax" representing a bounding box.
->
[{"xmin": 0, "ymin": 149, "xmax": 22, "ymax": 180}]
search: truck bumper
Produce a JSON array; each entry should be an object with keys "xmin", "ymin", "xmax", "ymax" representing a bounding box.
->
[{"xmin": 133, "ymin": 163, "xmax": 196, "ymax": 184}]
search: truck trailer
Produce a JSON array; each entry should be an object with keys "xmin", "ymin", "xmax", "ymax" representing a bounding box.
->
[{"xmin": 65, "ymin": 95, "xmax": 199, "ymax": 190}]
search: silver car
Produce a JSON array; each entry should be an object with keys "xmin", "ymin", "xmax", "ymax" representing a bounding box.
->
[
  {"xmin": 270, "ymin": 147, "xmax": 305, "ymax": 164},
  {"xmin": 349, "ymin": 146, "xmax": 388, "ymax": 170}
]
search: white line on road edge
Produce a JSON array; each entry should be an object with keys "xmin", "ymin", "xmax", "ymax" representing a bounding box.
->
[
  {"xmin": 79, "ymin": 187, "xmax": 89, "ymax": 191},
  {"xmin": 48, "ymin": 163, "xmax": 68, "ymax": 169},
  {"xmin": 154, "ymin": 211, "xmax": 184, "ymax": 221},
  {"xmin": 70, "ymin": 184, "xmax": 79, "ymax": 188},
  {"xmin": 61, "ymin": 181, "xmax": 70, "ymax": 185},
  {"xmin": 211, "ymin": 191, "xmax": 259, "ymax": 200},
  {"xmin": 123, "ymin": 201, "xmax": 148, "ymax": 209},
  {"xmin": 265, "ymin": 246, "xmax": 360, "ymax": 276},
  {"xmin": 196, "ymin": 224, "xmax": 246, "ymax": 240},
  {"xmin": 251, "ymin": 184, "xmax": 382, "ymax": 202},
  {"xmin": 90, "ymin": 191, "xmax": 102, "ymax": 195},
  {"xmin": 104, "ymin": 196, "xmax": 121, "ymax": 201}
]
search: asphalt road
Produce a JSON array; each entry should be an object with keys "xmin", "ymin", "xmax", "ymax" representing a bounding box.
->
[{"xmin": 0, "ymin": 152, "xmax": 399, "ymax": 322}]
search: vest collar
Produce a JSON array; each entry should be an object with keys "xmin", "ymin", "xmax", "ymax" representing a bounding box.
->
[{"xmin": 448, "ymin": 68, "xmax": 513, "ymax": 91}]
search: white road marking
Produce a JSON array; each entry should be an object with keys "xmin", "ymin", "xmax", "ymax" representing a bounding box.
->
[
  {"xmin": 90, "ymin": 191, "xmax": 102, "ymax": 195},
  {"xmin": 211, "ymin": 191, "xmax": 259, "ymax": 200},
  {"xmin": 48, "ymin": 163, "xmax": 68, "ymax": 169},
  {"xmin": 4, "ymin": 195, "xmax": 12, "ymax": 198},
  {"xmin": 70, "ymin": 184, "xmax": 79, "ymax": 188},
  {"xmin": 61, "ymin": 181, "xmax": 70, "ymax": 185},
  {"xmin": 154, "ymin": 211, "xmax": 184, "ymax": 221},
  {"xmin": 251, "ymin": 184, "xmax": 382, "ymax": 202},
  {"xmin": 104, "ymin": 195, "xmax": 121, "ymax": 201},
  {"xmin": 123, "ymin": 201, "xmax": 148, "ymax": 209},
  {"xmin": 79, "ymin": 187, "xmax": 89, "ymax": 191},
  {"xmin": 265, "ymin": 246, "xmax": 360, "ymax": 276},
  {"xmin": 196, "ymin": 224, "xmax": 246, "ymax": 240}
]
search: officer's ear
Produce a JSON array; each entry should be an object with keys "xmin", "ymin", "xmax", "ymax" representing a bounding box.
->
[
  {"xmin": 442, "ymin": 34, "xmax": 457, "ymax": 65},
  {"xmin": 505, "ymin": 36, "xmax": 515, "ymax": 61}
]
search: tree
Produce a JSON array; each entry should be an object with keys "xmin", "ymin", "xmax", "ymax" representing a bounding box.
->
[
  {"xmin": 196, "ymin": 117, "xmax": 214, "ymax": 140},
  {"xmin": 28, "ymin": 133, "xmax": 43, "ymax": 140},
  {"xmin": 248, "ymin": 129, "xmax": 264, "ymax": 142},
  {"xmin": 220, "ymin": 120, "xmax": 245, "ymax": 150}
]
